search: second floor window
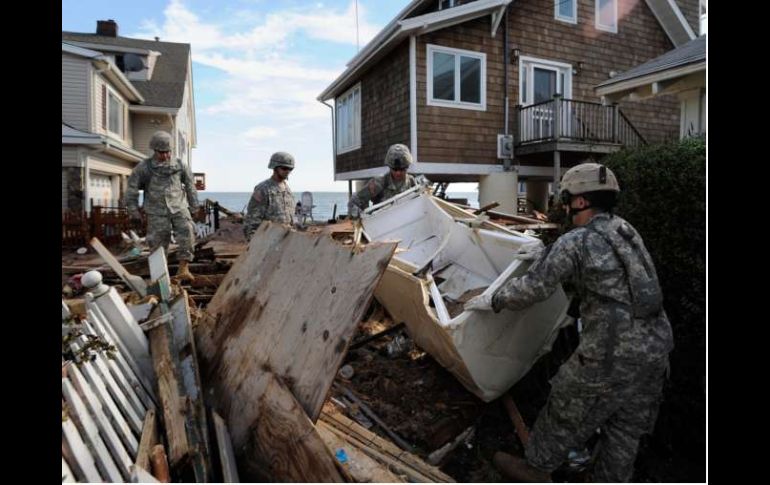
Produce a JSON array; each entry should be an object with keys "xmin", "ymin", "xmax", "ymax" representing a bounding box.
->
[
  {"xmin": 336, "ymin": 83, "xmax": 361, "ymax": 154},
  {"xmin": 427, "ymin": 44, "xmax": 486, "ymax": 111},
  {"xmin": 596, "ymin": 0, "xmax": 617, "ymax": 33},
  {"xmin": 106, "ymin": 88, "xmax": 125, "ymax": 138},
  {"xmin": 555, "ymin": 0, "xmax": 577, "ymax": 24}
]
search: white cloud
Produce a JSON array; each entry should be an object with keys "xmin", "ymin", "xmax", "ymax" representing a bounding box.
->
[{"xmin": 129, "ymin": 0, "xmax": 385, "ymax": 191}]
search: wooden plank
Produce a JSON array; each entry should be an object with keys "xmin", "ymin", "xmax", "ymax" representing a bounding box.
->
[
  {"xmin": 237, "ymin": 373, "xmax": 344, "ymax": 482},
  {"xmin": 90, "ymin": 237, "xmax": 148, "ymax": 296},
  {"xmin": 315, "ymin": 421, "xmax": 403, "ymax": 483},
  {"xmin": 135, "ymin": 409, "xmax": 159, "ymax": 473},
  {"xmin": 320, "ymin": 408, "xmax": 453, "ymax": 482},
  {"xmin": 212, "ymin": 411, "xmax": 240, "ymax": 483},
  {"xmin": 62, "ymin": 457, "xmax": 76, "ymax": 482},
  {"xmin": 147, "ymin": 319, "xmax": 191, "ymax": 468},
  {"xmin": 150, "ymin": 445, "xmax": 171, "ymax": 482},
  {"xmin": 68, "ymin": 364, "xmax": 134, "ymax": 476},
  {"xmin": 71, "ymin": 337, "xmax": 144, "ymax": 435},
  {"xmin": 62, "ymin": 415, "xmax": 103, "ymax": 483},
  {"xmin": 87, "ymin": 306, "xmax": 157, "ymax": 403},
  {"xmin": 63, "ymin": 378, "xmax": 124, "ymax": 482},
  {"xmin": 88, "ymin": 313, "xmax": 157, "ymax": 410},
  {"xmin": 501, "ymin": 394, "xmax": 530, "ymax": 446},
  {"xmin": 74, "ymin": 336, "xmax": 144, "ymax": 434},
  {"xmin": 197, "ymin": 222, "xmax": 396, "ymax": 425},
  {"xmin": 72, "ymin": 355, "xmax": 139, "ymax": 454},
  {"xmin": 130, "ymin": 464, "xmax": 160, "ymax": 483},
  {"xmin": 83, "ymin": 320, "xmax": 147, "ymax": 419}
]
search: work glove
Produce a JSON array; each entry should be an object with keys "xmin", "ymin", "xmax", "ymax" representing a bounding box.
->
[
  {"xmin": 349, "ymin": 204, "xmax": 361, "ymax": 220},
  {"xmin": 513, "ymin": 241, "xmax": 544, "ymax": 261},
  {"xmin": 464, "ymin": 293, "xmax": 494, "ymax": 312}
]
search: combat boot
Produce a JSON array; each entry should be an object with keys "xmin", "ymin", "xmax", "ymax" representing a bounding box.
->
[
  {"xmin": 176, "ymin": 260, "xmax": 195, "ymax": 283},
  {"xmin": 493, "ymin": 452, "xmax": 552, "ymax": 482}
]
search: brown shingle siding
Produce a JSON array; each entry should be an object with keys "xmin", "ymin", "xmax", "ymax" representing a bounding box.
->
[{"xmin": 336, "ymin": 42, "xmax": 411, "ymax": 174}]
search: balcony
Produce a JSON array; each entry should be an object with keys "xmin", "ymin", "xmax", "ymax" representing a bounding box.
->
[{"xmin": 514, "ymin": 95, "xmax": 646, "ymax": 157}]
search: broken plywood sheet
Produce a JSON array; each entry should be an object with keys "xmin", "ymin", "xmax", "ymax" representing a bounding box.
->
[{"xmin": 194, "ymin": 222, "xmax": 395, "ymax": 479}]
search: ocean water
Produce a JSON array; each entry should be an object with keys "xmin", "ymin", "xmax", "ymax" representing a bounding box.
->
[{"xmin": 199, "ymin": 191, "xmax": 479, "ymax": 221}]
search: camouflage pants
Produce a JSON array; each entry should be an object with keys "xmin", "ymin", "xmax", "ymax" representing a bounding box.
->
[
  {"xmin": 146, "ymin": 209, "xmax": 195, "ymax": 261},
  {"xmin": 525, "ymin": 354, "xmax": 667, "ymax": 482}
]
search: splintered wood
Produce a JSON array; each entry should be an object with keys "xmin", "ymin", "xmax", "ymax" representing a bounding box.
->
[{"xmin": 195, "ymin": 222, "xmax": 396, "ymax": 481}]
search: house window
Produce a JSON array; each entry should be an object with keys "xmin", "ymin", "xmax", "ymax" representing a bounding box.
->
[
  {"xmin": 438, "ymin": 0, "xmax": 456, "ymax": 10},
  {"xmin": 178, "ymin": 132, "xmax": 187, "ymax": 159},
  {"xmin": 555, "ymin": 0, "xmax": 577, "ymax": 24},
  {"xmin": 336, "ymin": 83, "xmax": 361, "ymax": 154},
  {"xmin": 106, "ymin": 88, "xmax": 125, "ymax": 138},
  {"xmin": 427, "ymin": 44, "xmax": 486, "ymax": 111},
  {"xmin": 595, "ymin": 0, "xmax": 617, "ymax": 33},
  {"xmin": 699, "ymin": 0, "xmax": 707, "ymax": 35}
]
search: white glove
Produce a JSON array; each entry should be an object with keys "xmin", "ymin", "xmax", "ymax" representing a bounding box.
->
[
  {"xmin": 464, "ymin": 293, "xmax": 493, "ymax": 311},
  {"xmin": 513, "ymin": 241, "xmax": 544, "ymax": 261}
]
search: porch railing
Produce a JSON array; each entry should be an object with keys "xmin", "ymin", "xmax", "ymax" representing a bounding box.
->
[{"xmin": 516, "ymin": 95, "xmax": 646, "ymax": 147}]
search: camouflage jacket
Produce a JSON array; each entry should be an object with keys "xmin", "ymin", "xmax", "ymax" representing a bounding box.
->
[
  {"xmin": 126, "ymin": 157, "xmax": 198, "ymax": 216},
  {"xmin": 349, "ymin": 172, "xmax": 416, "ymax": 211},
  {"xmin": 243, "ymin": 177, "xmax": 295, "ymax": 239},
  {"xmin": 492, "ymin": 212, "xmax": 673, "ymax": 367}
]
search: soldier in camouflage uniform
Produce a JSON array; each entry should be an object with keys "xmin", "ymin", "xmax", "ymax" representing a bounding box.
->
[
  {"xmin": 126, "ymin": 131, "xmax": 198, "ymax": 282},
  {"xmin": 465, "ymin": 163, "xmax": 673, "ymax": 482},
  {"xmin": 243, "ymin": 152, "xmax": 296, "ymax": 241},
  {"xmin": 348, "ymin": 144, "xmax": 417, "ymax": 218}
]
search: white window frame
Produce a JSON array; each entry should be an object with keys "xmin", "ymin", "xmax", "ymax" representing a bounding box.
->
[
  {"xmin": 595, "ymin": 0, "xmax": 618, "ymax": 33},
  {"xmin": 105, "ymin": 85, "xmax": 125, "ymax": 139},
  {"xmin": 426, "ymin": 44, "xmax": 487, "ymax": 111},
  {"xmin": 518, "ymin": 56, "xmax": 573, "ymax": 106},
  {"xmin": 699, "ymin": 0, "xmax": 707, "ymax": 35},
  {"xmin": 335, "ymin": 83, "xmax": 361, "ymax": 154},
  {"xmin": 555, "ymin": 0, "xmax": 577, "ymax": 24}
]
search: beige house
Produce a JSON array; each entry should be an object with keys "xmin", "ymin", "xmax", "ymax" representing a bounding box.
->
[{"xmin": 61, "ymin": 20, "xmax": 197, "ymax": 213}]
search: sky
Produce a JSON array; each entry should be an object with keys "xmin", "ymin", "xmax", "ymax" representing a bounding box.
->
[{"xmin": 62, "ymin": 0, "xmax": 479, "ymax": 193}]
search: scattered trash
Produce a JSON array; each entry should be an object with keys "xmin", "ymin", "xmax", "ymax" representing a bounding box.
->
[
  {"xmin": 386, "ymin": 334, "xmax": 410, "ymax": 357},
  {"xmin": 335, "ymin": 448, "xmax": 349, "ymax": 464},
  {"xmin": 338, "ymin": 364, "xmax": 354, "ymax": 380},
  {"xmin": 76, "ymin": 247, "xmax": 88, "ymax": 255}
]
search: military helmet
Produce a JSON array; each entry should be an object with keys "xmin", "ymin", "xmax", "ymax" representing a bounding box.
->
[
  {"xmin": 149, "ymin": 131, "xmax": 172, "ymax": 152},
  {"xmin": 384, "ymin": 144, "xmax": 413, "ymax": 170},
  {"xmin": 560, "ymin": 162, "xmax": 620, "ymax": 203},
  {"xmin": 268, "ymin": 151, "xmax": 295, "ymax": 169}
]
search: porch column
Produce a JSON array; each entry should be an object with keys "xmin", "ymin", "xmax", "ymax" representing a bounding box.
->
[
  {"xmin": 479, "ymin": 171, "xmax": 518, "ymax": 214},
  {"xmin": 525, "ymin": 180, "xmax": 550, "ymax": 213},
  {"xmin": 553, "ymin": 150, "xmax": 561, "ymax": 195}
]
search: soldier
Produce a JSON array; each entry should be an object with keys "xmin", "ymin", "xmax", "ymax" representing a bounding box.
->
[
  {"xmin": 126, "ymin": 131, "xmax": 199, "ymax": 282},
  {"xmin": 243, "ymin": 152, "xmax": 296, "ymax": 241},
  {"xmin": 348, "ymin": 144, "xmax": 417, "ymax": 218},
  {"xmin": 465, "ymin": 163, "xmax": 673, "ymax": 482}
]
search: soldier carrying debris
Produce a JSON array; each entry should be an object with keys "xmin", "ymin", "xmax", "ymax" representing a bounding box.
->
[
  {"xmin": 126, "ymin": 130, "xmax": 199, "ymax": 282},
  {"xmin": 348, "ymin": 144, "xmax": 417, "ymax": 218},
  {"xmin": 243, "ymin": 151, "xmax": 297, "ymax": 241},
  {"xmin": 465, "ymin": 162, "xmax": 673, "ymax": 482}
]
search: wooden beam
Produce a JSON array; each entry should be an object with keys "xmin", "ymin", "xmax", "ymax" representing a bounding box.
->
[
  {"xmin": 501, "ymin": 394, "xmax": 529, "ymax": 446},
  {"xmin": 147, "ymin": 320, "xmax": 191, "ymax": 468},
  {"xmin": 90, "ymin": 237, "xmax": 148, "ymax": 296},
  {"xmin": 135, "ymin": 409, "xmax": 158, "ymax": 473}
]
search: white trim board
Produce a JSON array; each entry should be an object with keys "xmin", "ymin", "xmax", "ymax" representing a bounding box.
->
[{"xmin": 335, "ymin": 163, "xmax": 556, "ymax": 180}]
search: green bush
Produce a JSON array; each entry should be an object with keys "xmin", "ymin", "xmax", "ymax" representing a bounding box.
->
[{"xmin": 602, "ymin": 137, "xmax": 706, "ymax": 475}]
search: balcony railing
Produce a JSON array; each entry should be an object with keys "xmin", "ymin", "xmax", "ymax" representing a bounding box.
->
[{"xmin": 516, "ymin": 95, "xmax": 646, "ymax": 148}]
